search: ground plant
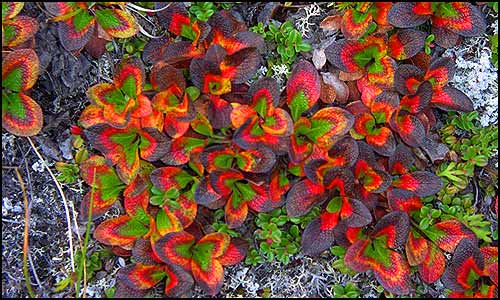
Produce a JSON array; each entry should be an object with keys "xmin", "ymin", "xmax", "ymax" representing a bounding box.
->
[{"xmin": 1, "ymin": 2, "xmax": 498, "ymax": 298}]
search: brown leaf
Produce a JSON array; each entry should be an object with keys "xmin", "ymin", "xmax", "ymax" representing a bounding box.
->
[
  {"xmin": 320, "ymin": 15, "xmax": 342, "ymax": 31},
  {"xmin": 320, "ymin": 77, "xmax": 336, "ymax": 103},
  {"xmin": 346, "ymin": 81, "xmax": 361, "ymax": 103},
  {"xmin": 321, "ymin": 72, "xmax": 349, "ymax": 103},
  {"xmin": 339, "ymin": 70, "xmax": 364, "ymax": 81}
]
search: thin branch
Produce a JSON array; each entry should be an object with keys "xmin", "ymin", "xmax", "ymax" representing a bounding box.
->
[
  {"xmin": 138, "ymin": 23, "xmax": 164, "ymax": 39},
  {"xmin": 3, "ymin": 166, "xmax": 35, "ymax": 297},
  {"xmin": 18, "ymin": 143, "xmax": 43, "ymax": 289},
  {"xmin": 26, "ymin": 137, "xmax": 76, "ymax": 273},
  {"xmin": 76, "ymin": 167, "xmax": 96, "ymax": 298},
  {"xmin": 126, "ymin": 2, "xmax": 171, "ymax": 13}
]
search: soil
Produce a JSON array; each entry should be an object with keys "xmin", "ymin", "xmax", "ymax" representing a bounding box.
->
[{"xmin": 2, "ymin": 2, "xmax": 498, "ymax": 298}]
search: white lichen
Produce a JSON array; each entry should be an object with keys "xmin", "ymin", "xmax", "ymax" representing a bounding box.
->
[
  {"xmin": 271, "ymin": 63, "xmax": 290, "ymax": 92},
  {"xmin": 295, "ymin": 3, "xmax": 324, "ymax": 38},
  {"xmin": 31, "ymin": 159, "xmax": 46, "ymax": 173},
  {"xmin": 444, "ymin": 37, "xmax": 498, "ymax": 127}
]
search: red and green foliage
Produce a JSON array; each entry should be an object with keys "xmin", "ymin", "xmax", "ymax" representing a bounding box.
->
[
  {"xmin": 2, "ymin": 2, "xmax": 39, "ymax": 48},
  {"xmin": 59, "ymin": 1, "xmax": 495, "ymax": 297},
  {"xmin": 154, "ymin": 231, "xmax": 247, "ymax": 295},
  {"xmin": 388, "ymin": 2, "xmax": 486, "ymax": 48},
  {"xmin": 44, "ymin": 2, "xmax": 138, "ymax": 54},
  {"xmin": 80, "ymin": 57, "xmax": 151, "ymax": 129},
  {"xmin": 2, "ymin": 49, "xmax": 43, "ymax": 136}
]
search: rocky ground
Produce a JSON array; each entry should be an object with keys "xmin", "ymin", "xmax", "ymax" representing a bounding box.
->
[{"xmin": 2, "ymin": 2, "xmax": 498, "ymax": 298}]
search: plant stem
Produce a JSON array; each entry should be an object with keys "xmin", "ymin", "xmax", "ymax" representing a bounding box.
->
[{"xmin": 75, "ymin": 167, "xmax": 96, "ymax": 298}]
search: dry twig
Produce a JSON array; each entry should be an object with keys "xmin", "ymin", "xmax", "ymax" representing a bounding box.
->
[
  {"xmin": 3, "ymin": 166, "xmax": 35, "ymax": 297},
  {"xmin": 26, "ymin": 137, "xmax": 76, "ymax": 274}
]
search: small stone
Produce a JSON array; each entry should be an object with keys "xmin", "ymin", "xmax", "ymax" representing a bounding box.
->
[{"xmin": 96, "ymin": 271, "xmax": 107, "ymax": 280}]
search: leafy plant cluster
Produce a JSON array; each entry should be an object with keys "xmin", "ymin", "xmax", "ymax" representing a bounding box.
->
[
  {"xmin": 246, "ymin": 206, "xmax": 320, "ymax": 265},
  {"xmin": 438, "ymin": 111, "xmax": 498, "ymax": 200},
  {"xmin": 251, "ymin": 20, "xmax": 312, "ymax": 77},
  {"xmin": 2, "ymin": 1, "xmax": 498, "ymax": 298}
]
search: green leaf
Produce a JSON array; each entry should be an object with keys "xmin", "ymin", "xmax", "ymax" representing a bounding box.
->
[
  {"xmin": 234, "ymin": 182, "xmax": 257, "ymax": 201},
  {"xmin": 330, "ymin": 245, "xmax": 346, "ymax": 257},
  {"xmin": 2, "ymin": 67, "xmax": 23, "ymax": 92},
  {"xmin": 253, "ymin": 97, "xmax": 268, "ymax": 118},
  {"xmin": 72, "ymin": 9, "xmax": 94, "ymax": 32},
  {"xmin": 118, "ymin": 217, "xmax": 149, "ymax": 237},
  {"xmin": 289, "ymin": 90, "xmax": 310, "ymax": 122},
  {"xmin": 326, "ymin": 196, "xmax": 343, "ymax": 213},
  {"xmin": 3, "ymin": 92, "xmax": 26, "ymax": 119},
  {"xmin": 296, "ymin": 42, "xmax": 312, "ymax": 52},
  {"xmin": 150, "ymin": 195, "xmax": 164, "ymax": 206},
  {"xmin": 156, "ymin": 209, "xmax": 175, "ymax": 233},
  {"xmin": 95, "ymin": 9, "xmax": 121, "ymax": 30},
  {"xmin": 175, "ymin": 171, "xmax": 194, "ymax": 189},
  {"xmin": 120, "ymin": 76, "xmax": 137, "ymax": 98},
  {"xmin": 214, "ymin": 153, "xmax": 235, "ymax": 169},
  {"xmin": 363, "ymin": 237, "xmax": 391, "ymax": 267},
  {"xmin": 186, "ymin": 86, "xmax": 200, "ymax": 101},
  {"xmin": 191, "ymin": 242, "xmax": 214, "ymax": 271},
  {"xmin": 165, "ymin": 187, "xmax": 180, "ymax": 199},
  {"xmin": 306, "ymin": 118, "xmax": 333, "ymax": 143}
]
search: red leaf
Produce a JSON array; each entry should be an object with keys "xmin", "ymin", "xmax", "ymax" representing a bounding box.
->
[
  {"xmin": 301, "ymin": 218, "xmax": 336, "ymax": 256},
  {"xmin": 160, "ymin": 136, "xmax": 206, "ymax": 166},
  {"xmin": 117, "ymin": 263, "xmax": 166, "ymax": 290},
  {"xmin": 286, "ymin": 178, "xmax": 326, "ymax": 217},
  {"xmin": 3, "ymin": 15, "xmax": 39, "ymax": 47},
  {"xmin": 431, "ymin": 2, "xmax": 486, "ymax": 37},
  {"xmin": 372, "ymin": 251, "xmax": 413, "ymax": 295},
  {"xmin": 225, "ymin": 193, "xmax": 249, "ymax": 229},
  {"xmin": 430, "ymin": 86, "xmax": 474, "ymax": 112},
  {"xmin": 405, "ymin": 229, "xmax": 429, "ymax": 266},
  {"xmin": 399, "ymin": 81, "xmax": 433, "ymax": 114},
  {"xmin": 387, "ymin": 2, "xmax": 430, "ymax": 28},
  {"xmin": 344, "ymin": 239, "xmax": 373, "ymax": 272},
  {"xmin": 388, "ymin": 143, "xmax": 415, "ymax": 175},
  {"xmin": 219, "ymin": 238, "xmax": 248, "ymax": 266},
  {"xmin": 194, "ymin": 177, "xmax": 222, "ymax": 206},
  {"xmin": 286, "ymin": 60, "xmax": 321, "ymax": 119},
  {"xmin": 387, "ymin": 188, "xmax": 423, "ymax": 213},
  {"xmin": 354, "ymin": 159, "xmax": 392, "ymax": 193},
  {"xmin": 191, "ymin": 257, "xmax": 224, "ymax": 296},
  {"xmin": 196, "ymin": 232, "xmax": 231, "ymax": 258},
  {"xmin": 308, "ymin": 107, "xmax": 355, "ymax": 149},
  {"xmin": 441, "ymin": 239, "xmax": 484, "ymax": 292},
  {"xmin": 150, "ymin": 61, "xmax": 186, "ymax": 92},
  {"xmin": 94, "ymin": 215, "xmax": 149, "ymax": 247},
  {"xmin": 164, "ymin": 264, "xmax": 194, "ymax": 297},
  {"xmin": 325, "ymin": 39, "xmax": 366, "ymax": 73},
  {"xmin": 153, "ymin": 231, "xmax": 195, "ymax": 270},
  {"xmin": 388, "ymin": 29, "xmax": 426, "ymax": 60},
  {"xmin": 341, "ymin": 9, "xmax": 373, "ymax": 40},
  {"xmin": 424, "ymin": 57, "xmax": 455, "ymax": 88},
  {"xmin": 209, "ymin": 169, "xmax": 244, "ymax": 197},
  {"xmin": 418, "ymin": 242, "xmax": 445, "ymax": 284},
  {"xmin": 430, "ymin": 220, "xmax": 478, "ymax": 253},
  {"xmin": 57, "ymin": 15, "xmax": 96, "ymax": 51},
  {"xmin": 390, "ymin": 111, "xmax": 426, "ymax": 147},
  {"xmin": 237, "ymin": 147, "xmax": 276, "ymax": 174},
  {"xmin": 372, "ymin": 211, "xmax": 410, "ymax": 249},
  {"xmin": 392, "ymin": 171, "xmax": 443, "ymax": 197},
  {"xmin": 394, "ymin": 64, "xmax": 424, "ymax": 96},
  {"xmin": 2, "ymin": 92, "xmax": 43, "ymax": 137}
]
